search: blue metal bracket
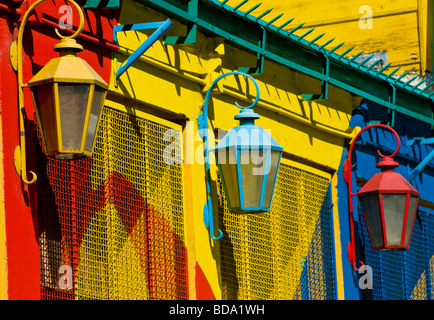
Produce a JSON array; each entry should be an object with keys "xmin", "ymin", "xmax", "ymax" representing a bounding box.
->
[
  {"xmin": 113, "ymin": 19, "xmax": 173, "ymax": 79},
  {"xmin": 165, "ymin": 0, "xmax": 198, "ymax": 44},
  {"xmin": 198, "ymin": 71, "xmax": 261, "ymax": 240},
  {"xmin": 407, "ymin": 137, "xmax": 434, "ymax": 181}
]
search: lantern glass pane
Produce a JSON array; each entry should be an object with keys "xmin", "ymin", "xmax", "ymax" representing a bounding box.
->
[
  {"xmin": 360, "ymin": 193, "xmax": 384, "ymax": 249},
  {"xmin": 382, "ymin": 193, "xmax": 407, "ymax": 246},
  {"xmin": 85, "ymin": 86, "xmax": 105, "ymax": 152},
  {"xmin": 240, "ymin": 149, "xmax": 265, "ymax": 209},
  {"xmin": 31, "ymin": 84, "xmax": 58, "ymax": 154},
  {"xmin": 263, "ymin": 150, "xmax": 282, "ymax": 209},
  {"xmin": 404, "ymin": 195, "xmax": 418, "ymax": 247},
  {"xmin": 217, "ymin": 147, "xmax": 240, "ymax": 211},
  {"xmin": 58, "ymin": 83, "xmax": 90, "ymax": 150}
]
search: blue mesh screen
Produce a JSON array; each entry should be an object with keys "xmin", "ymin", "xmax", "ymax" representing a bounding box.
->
[
  {"xmin": 358, "ymin": 204, "xmax": 434, "ymax": 300},
  {"xmin": 296, "ymin": 185, "xmax": 337, "ymax": 300}
]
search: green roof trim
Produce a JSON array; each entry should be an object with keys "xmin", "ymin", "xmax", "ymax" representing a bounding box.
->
[
  {"xmin": 138, "ymin": 0, "xmax": 434, "ymax": 126},
  {"xmin": 84, "ymin": 0, "xmax": 120, "ymax": 8}
]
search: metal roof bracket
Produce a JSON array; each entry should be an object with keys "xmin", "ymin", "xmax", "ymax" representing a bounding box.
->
[
  {"xmin": 165, "ymin": 0, "xmax": 198, "ymax": 44},
  {"xmin": 301, "ymin": 55, "xmax": 329, "ymax": 101},
  {"xmin": 387, "ymin": 83, "xmax": 396, "ymax": 127},
  {"xmin": 238, "ymin": 25, "xmax": 266, "ymax": 75}
]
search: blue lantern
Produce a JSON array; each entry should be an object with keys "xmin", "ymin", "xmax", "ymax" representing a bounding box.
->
[
  {"xmin": 198, "ymin": 71, "xmax": 284, "ymax": 240},
  {"xmin": 213, "ymin": 108, "xmax": 283, "ymax": 213}
]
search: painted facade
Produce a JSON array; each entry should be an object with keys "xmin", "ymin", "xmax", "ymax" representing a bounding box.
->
[
  {"xmin": 0, "ymin": 0, "xmax": 433, "ymax": 300},
  {"xmin": 256, "ymin": 0, "xmax": 432, "ymax": 75}
]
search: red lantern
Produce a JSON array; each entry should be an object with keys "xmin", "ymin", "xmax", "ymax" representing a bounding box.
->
[
  {"xmin": 357, "ymin": 156, "xmax": 419, "ymax": 250},
  {"xmin": 344, "ymin": 124, "xmax": 420, "ymax": 271}
]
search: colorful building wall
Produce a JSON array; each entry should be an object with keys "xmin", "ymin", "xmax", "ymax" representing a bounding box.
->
[
  {"xmin": 1, "ymin": 0, "xmax": 433, "ymax": 301},
  {"xmin": 336, "ymin": 100, "xmax": 434, "ymax": 299},
  {"xmin": 252, "ymin": 0, "xmax": 434, "ymax": 299},
  {"xmin": 255, "ymin": 0, "xmax": 432, "ymax": 76},
  {"xmin": 111, "ymin": 0, "xmax": 354, "ymax": 300},
  {"xmin": 0, "ymin": 0, "xmax": 116, "ymax": 299}
]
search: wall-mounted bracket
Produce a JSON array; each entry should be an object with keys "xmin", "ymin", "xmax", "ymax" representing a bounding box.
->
[
  {"xmin": 406, "ymin": 137, "xmax": 434, "ymax": 181},
  {"xmin": 301, "ymin": 55, "xmax": 329, "ymax": 101},
  {"xmin": 165, "ymin": 0, "xmax": 198, "ymax": 44},
  {"xmin": 238, "ymin": 25, "xmax": 266, "ymax": 75},
  {"xmin": 113, "ymin": 19, "xmax": 173, "ymax": 79},
  {"xmin": 9, "ymin": 40, "xmax": 18, "ymax": 72},
  {"xmin": 197, "ymin": 108, "xmax": 223, "ymax": 241},
  {"xmin": 385, "ymin": 80, "xmax": 398, "ymax": 127}
]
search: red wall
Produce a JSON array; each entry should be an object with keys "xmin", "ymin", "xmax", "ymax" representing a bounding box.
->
[{"xmin": 0, "ymin": 0, "xmax": 117, "ymax": 299}]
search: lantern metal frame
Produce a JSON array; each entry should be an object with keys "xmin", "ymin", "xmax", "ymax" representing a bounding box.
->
[
  {"xmin": 198, "ymin": 71, "xmax": 283, "ymax": 240},
  {"xmin": 212, "ymin": 108, "xmax": 283, "ymax": 214},
  {"xmin": 11, "ymin": 0, "xmax": 89, "ymax": 184},
  {"xmin": 27, "ymin": 37, "xmax": 109, "ymax": 159},
  {"xmin": 343, "ymin": 123, "xmax": 419, "ymax": 271}
]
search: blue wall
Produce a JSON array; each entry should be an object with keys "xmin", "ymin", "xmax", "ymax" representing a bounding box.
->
[{"xmin": 336, "ymin": 99, "xmax": 434, "ymax": 300}]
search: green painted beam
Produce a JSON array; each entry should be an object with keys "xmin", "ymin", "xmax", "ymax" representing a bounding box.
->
[
  {"xmin": 84, "ymin": 0, "xmax": 120, "ymax": 8},
  {"xmin": 165, "ymin": 0, "xmax": 198, "ymax": 44},
  {"xmin": 137, "ymin": 0, "xmax": 434, "ymax": 125}
]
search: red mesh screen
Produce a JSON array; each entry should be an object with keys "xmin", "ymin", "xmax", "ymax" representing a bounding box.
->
[{"xmin": 37, "ymin": 106, "xmax": 187, "ymax": 300}]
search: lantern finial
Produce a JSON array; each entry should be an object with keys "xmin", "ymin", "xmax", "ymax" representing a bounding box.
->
[
  {"xmin": 376, "ymin": 156, "xmax": 399, "ymax": 170},
  {"xmin": 234, "ymin": 108, "xmax": 260, "ymax": 125},
  {"xmin": 53, "ymin": 38, "xmax": 83, "ymax": 54}
]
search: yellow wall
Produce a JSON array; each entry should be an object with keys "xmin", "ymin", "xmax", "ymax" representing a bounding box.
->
[
  {"xmin": 237, "ymin": 0, "xmax": 431, "ymax": 75},
  {"xmin": 111, "ymin": 0, "xmax": 354, "ymax": 168},
  {"xmin": 112, "ymin": 0, "xmax": 354, "ymax": 299},
  {"xmin": 418, "ymin": 0, "xmax": 432, "ymax": 73}
]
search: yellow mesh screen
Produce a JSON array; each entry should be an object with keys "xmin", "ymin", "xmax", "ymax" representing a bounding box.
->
[
  {"xmin": 219, "ymin": 162, "xmax": 333, "ymax": 300},
  {"xmin": 38, "ymin": 106, "xmax": 187, "ymax": 300},
  {"xmin": 411, "ymin": 271, "xmax": 428, "ymax": 300}
]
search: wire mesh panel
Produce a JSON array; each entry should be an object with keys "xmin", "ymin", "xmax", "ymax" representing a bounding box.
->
[
  {"xmin": 294, "ymin": 186, "xmax": 336, "ymax": 300},
  {"xmin": 218, "ymin": 162, "xmax": 336, "ymax": 300},
  {"xmin": 359, "ymin": 205, "xmax": 434, "ymax": 300},
  {"xmin": 37, "ymin": 106, "xmax": 187, "ymax": 300}
]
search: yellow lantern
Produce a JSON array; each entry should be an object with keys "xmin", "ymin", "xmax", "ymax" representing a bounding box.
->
[{"xmin": 27, "ymin": 38, "xmax": 108, "ymax": 159}]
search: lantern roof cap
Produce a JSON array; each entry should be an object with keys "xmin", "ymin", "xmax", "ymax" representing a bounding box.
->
[
  {"xmin": 358, "ymin": 167, "xmax": 419, "ymax": 196},
  {"xmin": 213, "ymin": 111, "xmax": 283, "ymax": 151},
  {"xmin": 376, "ymin": 156, "xmax": 399, "ymax": 169},
  {"xmin": 27, "ymin": 43, "xmax": 109, "ymax": 89},
  {"xmin": 234, "ymin": 108, "xmax": 260, "ymax": 121},
  {"xmin": 53, "ymin": 38, "xmax": 83, "ymax": 52}
]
